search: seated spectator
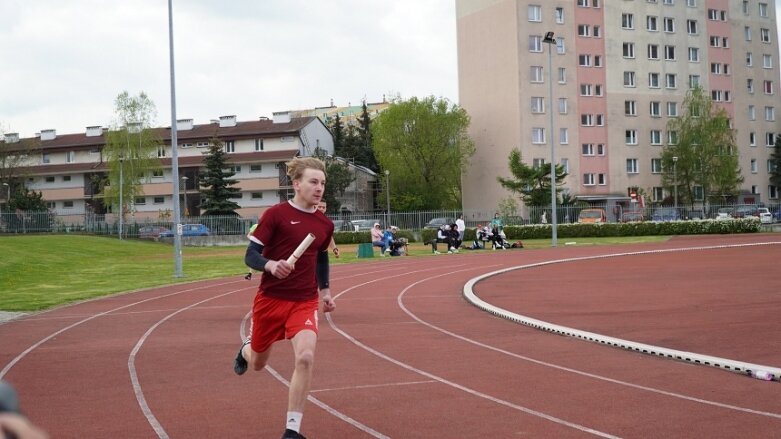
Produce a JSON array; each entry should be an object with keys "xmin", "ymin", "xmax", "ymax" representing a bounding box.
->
[
  {"xmin": 371, "ymin": 222, "xmax": 387, "ymax": 255},
  {"xmin": 386, "ymin": 227, "xmax": 406, "ymax": 256},
  {"xmin": 470, "ymin": 224, "xmax": 489, "ymax": 249},
  {"xmin": 492, "ymin": 226, "xmax": 506, "ymax": 250},
  {"xmin": 429, "ymin": 224, "xmax": 452, "ymax": 254},
  {"xmin": 448, "ymin": 223, "xmax": 462, "ymax": 252},
  {"xmin": 381, "ymin": 225, "xmax": 395, "ymax": 257}
]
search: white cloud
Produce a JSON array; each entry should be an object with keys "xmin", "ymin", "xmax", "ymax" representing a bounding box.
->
[{"xmin": 0, "ymin": 0, "xmax": 458, "ymax": 137}]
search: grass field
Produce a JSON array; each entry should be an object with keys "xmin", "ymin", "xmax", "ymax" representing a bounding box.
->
[{"xmin": 0, "ymin": 234, "xmax": 669, "ymax": 311}]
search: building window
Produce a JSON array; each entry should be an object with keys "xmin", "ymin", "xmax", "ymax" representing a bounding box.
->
[
  {"xmin": 648, "ymin": 44, "xmax": 659, "ymax": 59},
  {"xmin": 66, "ymin": 151, "xmax": 75, "ymax": 163},
  {"xmin": 747, "ymin": 78, "xmax": 754, "ymax": 93},
  {"xmin": 598, "ymin": 174, "xmax": 606, "ymax": 185},
  {"xmin": 597, "ymin": 114, "xmax": 605, "ymax": 126},
  {"xmin": 649, "ymin": 72, "xmax": 660, "ymax": 88},
  {"xmin": 597, "ymin": 144, "xmax": 606, "ymax": 155},
  {"xmin": 750, "ymin": 132, "xmax": 756, "ymax": 146},
  {"xmin": 688, "ymin": 47, "xmax": 699, "ymax": 62},
  {"xmin": 595, "ymin": 84, "xmax": 604, "ymax": 96},
  {"xmin": 529, "ymin": 35, "xmax": 543, "ymax": 52},
  {"xmin": 581, "ymin": 114, "xmax": 594, "ymax": 126},
  {"xmin": 580, "ymin": 84, "xmax": 593, "ymax": 96},
  {"xmin": 625, "ymin": 100, "xmax": 637, "ymax": 116},
  {"xmin": 154, "ymin": 197, "xmax": 165, "ymax": 204},
  {"xmin": 647, "ymin": 15, "xmax": 658, "ymax": 31},
  {"xmin": 651, "ymin": 158, "xmax": 663, "ymax": 173},
  {"xmin": 583, "ymin": 173, "xmax": 595, "ymax": 186},
  {"xmin": 63, "ymin": 175, "xmax": 71, "ymax": 182},
  {"xmin": 663, "ymin": 17, "xmax": 675, "ymax": 32},
  {"xmin": 582, "ymin": 143, "xmax": 595, "ymax": 156},
  {"xmin": 255, "ymin": 138, "xmax": 264, "ymax": 151},
  {"xmin": 135, "ymin": 197, "xmax": 146, "ymax": 205},
  {"xmin": 747, "ymin": 52, "xmax": 753, "ymax": 66},
  {"xmin": 665, "ymin": 73, "xmax": 677, "ymax": 88},
  {"xmin": 157, "ymin": 146, "xmax": 166, "ymax": 158},
  {"xmin": 558, "ymin": 67, "xmax": 566, "ymax": 83},
  {"xmin": 224, "ymin": 140, "xmax": 235, "ymax": 153},
  {"xmin": 653, "ymin": 187, "xmax": 664, "ymax": 201},
  {"xmin": 765, "ymin": 106, "xmax": 776, "ymax": 121},
  {"xmin": 559, "ymin": 128, "xmax": 569, "ymax": 144},
  {"xmin": 42, "ymin": 153, "xmax": 50, "ymax": 164},
  {"xmin": 622, "ymin": 13, "xmax": 634, "ymax": 29},
  {"xmin": 250, "ymin": 164, "xmax": 262, "ymax": 172},
  {"xmin": 578, "ymin": 24, "xmax": 591, "ymax": 36},
  {"xmin": 687, "ymin": 19, "xmax": 698, "ymax": 35},
  {"xmin": 764, "ymin": 80, "xmax": 774, "ymax": 94},
  {"xmin": 45, "ymin": 176, "xmax": 55, "ymax": 183},
  {"xmin": 668, "ymin": 130, "xmax": 678, "ymax": 144},
  {"xmin": 532, "ymin": 158, "xmax": 546, "ymax": 169},
  {"xmin": 623, "ymin": 71, "xmax": 636, "ymax": 87},
  {"xmin": 622, "ymin": 42, "xmax": 635, "ymax": 58},
  {"xmin": 689, "ymin": 75, "xmax": 700, "ymax": 88},
  {"xmin": 197, "ymin": 141, "xmax": 210, "ymax": 148},
  {"xmin": 46, "ymin": 201, "xmax": 56, "ymax": 209},
  {"xmin": 650, "ymin": 101, "xmax": 661, "ymax": 117},
  {"xmin": 768, "ymin": 185, "xmax": 778, "ymax": 199},
  {"xmin": 763, "ymin": 54, "xmax": 773, "ymax": 68},
  {"xmin": 577, "ymin": 0, "xmax": 589, "ymax": 7},
  {"xmin": 745, "ymin": 26, "xmax": 752, "ymax": 41},
  {"xmin": 579, "ymin": 54, "xmax": 592, "ymax": 66},
  {"xmin": 560, "ymin": 158, "xmax": 569, "ymax": 173},
  {"xmin": 650, "ymin": 130, "xmax": 662, "ymax": 145},
  {"xmin": 742, "ymin": 0, "xmax": 749, "ymax": 14},
  {"xmin": 664, "ymin": 45, "xmax": 676, "ymax": 60},
  {"xmin": 593, "ymin": 26, "xmax": 601, "ymax": 37},
  {"xmin": 667, "ymin": 102, "xmax": 678, "ymax": 117},
  {"xmin": 63, "ymin": 201, "xmax": 74, "ymax": 209},
  {"xmin": 532, "ymin": 128, "xmax": 546, "ymax": 144},
  {"xmin": 766, "ymin": 132, "xmax": 776, "ymax": 146},
  {"xmin": 530, "ymin": 66, "xmax": 543, "ymax": 82},
  {"xmin": 555, "ymin": 7, "xmax": 565, "ymax": 23},
  {"xmin": 760, "ymin": 28, "xmax": 770, "ymax": 43},
  {"xmin": 626, "ymin": 130, "xmax": 638, "ymax": 145},
  {"xmin": 528, "ymin": 5, "xmax": 542, "ymax": 22},
  {"xmin": 751, "ymin": 159, "xmax": 758, "ymax": 173},
  {"xmin": 531, "ymin": 97, "xmax": 545, "ymax": 113},
  {"xmin": 251, "ymin": 192, "xmax": 264, "ymax": 199},
  {"xmin": 627, "ymin": 159, "xmax": 639, "ymax": 174},
  {"xmin": 559, "ymin": 98, "xmax": 568, "ymax": 114},
  {"xmin": 556, "ymin": 38, "xmax": 566, "ymax": 54},
  {"xmin": 152, "ymin": 169, "xmax": 164, "ymax": 178}
]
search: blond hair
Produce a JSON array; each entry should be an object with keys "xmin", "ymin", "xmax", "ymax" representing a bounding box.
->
[{"xmin": 286, "ymin": 157, "xmax": 326, "ymax": 181}]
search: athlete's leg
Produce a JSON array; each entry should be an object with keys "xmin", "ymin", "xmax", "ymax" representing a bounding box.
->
[{"xmin": 287, "ymin": 329, "xmax": 317, "ymax": 412}]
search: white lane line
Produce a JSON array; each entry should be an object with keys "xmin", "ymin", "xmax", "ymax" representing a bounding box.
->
[
  {"xmin": 238, "ymin": 313, "xmax": 391, "ymax": 439},
  {"xmin": 408, "ymin": 273, "xmax": 781, "ymax": 419},
  {"xmin": 129, "ymin": 287, "xmax": 248, "ymax": 439},
  {"xmin": 0, "ymin": 279, "xmax": 246, "ymax": 379},
  {"xmin": 463, "ymin": 242, "xmax": 781, "ymax": 381},
  {"xmin": 310, "ymin": 380, "xmax": 438, "ymax": 393},
  {"xmin": 327, "ymin": 264, "xmax": 621, "ymax": 439}
]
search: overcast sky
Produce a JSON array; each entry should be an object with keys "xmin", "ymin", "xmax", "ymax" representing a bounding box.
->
[
  {"xmin": 0, "ymin": 0, "xmax": 458, "ymax": 138},
  {"xmin": 2, "ymin": 1, "xmax": 780, "ymax": 139}
]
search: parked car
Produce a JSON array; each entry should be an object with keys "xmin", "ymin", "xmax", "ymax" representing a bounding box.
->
[
  {"xmin": 330, "ymin": 219, "xmax": 354, "ymax": 232},
  {"xmin": 423, "ymin": 217, "xmax": 455, "ymax": 229},
  {"xmin": 758, "ymin": 208, "xmax": 773, "ymax": 224},
  {"xmin": 620, "ymin": 211, "xmax": 645, "ymax": 223},
  {"xmin": 733, "ymin": 205, "xmax": 760, "ymax": 218},
  {"xmin": 350, "ymin": 219, "xmax": 381, "ymax": 231},
  {"xmin": 138, "ymin": 226, "xmax": 171, "ymax": 239},
  {"xmin": 577, "ymin": 208, "xmax": 607, "ymax": 224},
  {"xmin": 159, "ymin": 224, "xmax": 210, "ymax": 237},
  {"xmin": 686, "ymin": 209, "xmax": 705, "ymax": 220},
  {"xmin": 650, "ymin": 207, "xmax": 681, "ymax": 222},
  {"xmin": 715, "ymin": 207, "xmax": 734, "ymax": 220}
]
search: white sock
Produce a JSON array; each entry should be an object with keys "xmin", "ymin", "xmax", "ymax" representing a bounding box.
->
[{"xmin": 286, "ymin": 411, "xmax": 303, "ymax": 433}]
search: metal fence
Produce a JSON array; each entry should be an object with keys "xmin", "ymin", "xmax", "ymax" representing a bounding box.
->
[{"xmin": 1, "ymin": 203, "xmax": 778, "ymax": 237}]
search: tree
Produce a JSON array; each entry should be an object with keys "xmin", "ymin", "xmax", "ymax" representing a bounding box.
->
[
  {"xmin": 199, "ymin": 137, "xmax": 241, "ymax": 216},
  {"xmin": 313, "ymin": 151, "xmax": 354, "ymax": 213},
  {"xmin": 102, "ymin": 91, "xmax": 162, "ymax": 220},
  {"xmin": 354, "ymin": 101, "xmax": 378, "ymax": 172},
  {"xmin": 662, "ymin": 86, "xmax": 742, "ymax": 204},
  {"xmin": 371, "ymin": 96, "xmax": 475, "ymax": 210},
  {"xmin": 496, "ymin": 148, "xmax": 568, "ymax": 206},
  {"xmin": 330, "ymin": 113, "xmax": 346, "ymax": 155},
  {"xmin": 770, "ymin": 136, "xmax": 781, "ymax": 190}
]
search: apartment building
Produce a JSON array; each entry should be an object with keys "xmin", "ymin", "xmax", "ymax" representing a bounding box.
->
[
  {"xmin": 457, "ymin": 0, "xmax": 780, "ymax": 214},
  {"xmin": 2, "ymin": 112, "xmax": 334, "ymax": 221}
]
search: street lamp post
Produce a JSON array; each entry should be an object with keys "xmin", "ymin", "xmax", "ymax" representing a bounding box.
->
[
  {"xmin": 384, "ymin": 169, "xmax": 391, "ymax": 227},
  {"xmin": 119, "ymin": 156, "xmax": 124, "ymax": 240},
  {"xmin": 672, "ymin": 156, "xmax": 678, "ymax": 213},
  {"xmin": 2, "ymin": 182, "xmax": 9, "ymax": 223},
  {"xmin": 543, "ymin": 31, "xmax": 558, "ymax": 247},
  {"xmin": 181, "ymin": 176, "xmax": 188, "ymax": 218}
]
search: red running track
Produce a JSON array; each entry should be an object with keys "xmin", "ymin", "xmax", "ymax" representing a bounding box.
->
[{"xmin": 1, "ymin": 234, "xmax": 780, "ymax": 438}]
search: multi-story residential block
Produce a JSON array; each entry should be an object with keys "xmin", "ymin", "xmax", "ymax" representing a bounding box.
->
[
  {"xmin": 457, "ymin": 0, "xmax": 780, "ymax": 215},
  {"xmin": 2, "ymin": 112, "xmax": 334, "ymax": 221}
]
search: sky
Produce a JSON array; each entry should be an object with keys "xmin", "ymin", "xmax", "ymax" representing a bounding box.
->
[
  {"xmin": 0, "ymin": 0, "xmax": 458, "ymax": 138},
  {"xmin": 2, "ymin": 1, "xmax": 781, "ymax": 139}
]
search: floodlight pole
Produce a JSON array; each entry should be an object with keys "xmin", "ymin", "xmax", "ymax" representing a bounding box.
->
[
  {"xmin": 119, "ymin": 156, "xmax": 124, "ymax": 240},
  {"xmin": 673, "ymin": 156, "xmax": 678, "ymax": 213},
  {"xmin": 384, "ymin": 169, "xmax": 391, "ymax": 227},
  {"xmin": 543, "ymin": 31, "xmax": 558, "ymax": 247},
  {"xmin": 168, "ymin": 0, "xmax": 183, "ymax": 277}
]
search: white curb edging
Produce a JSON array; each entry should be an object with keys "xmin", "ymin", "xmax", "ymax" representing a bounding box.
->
[{"xmin": 463, "ymin": 242, "xmax": 781, "ymax": 381}]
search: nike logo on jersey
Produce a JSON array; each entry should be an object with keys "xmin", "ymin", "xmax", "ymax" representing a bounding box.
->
[{"xmin": 290, "ymin": 221, "xmax": 301, "ymax": 224}]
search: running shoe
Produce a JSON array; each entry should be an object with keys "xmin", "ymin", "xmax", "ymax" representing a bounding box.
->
[
  {"xmin": 281, "ymin": 429, "xmax": 307, "ymax": 439},
  {"xmin": 244, "ymin": 272, "xmax": 252, "ymax": 280},
  {"xmin": 233, "ymin": 340, "xmax": 250, "ymax": 375}
]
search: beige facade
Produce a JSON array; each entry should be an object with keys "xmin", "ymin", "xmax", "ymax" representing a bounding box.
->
[{"xmin": 458, "ymin": 0, "xmax": 781, "ymax": 213}]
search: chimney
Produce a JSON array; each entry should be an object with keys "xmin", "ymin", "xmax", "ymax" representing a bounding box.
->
[
  {"xmin": 272, "ymin": 111, "xmax": 291, "ymax": 124},
  {"xmin": 4, "ymin": 133, "xmax": 19, "ymax": 143},
  {"xmin": 86, "ymin": 126, "xmax": 103, "ymax": 137},
  {"xmin": 127, "ymin": 122, "xmax": 142, "ymax": 133},
  {"xmin": 40, "ymin": 129, "xmax": 56, "ymax": 141},
  {"xmin": 176, "ymin": 118, "xmax": 193, "ymax": 131},
  {"xmin": 218, "ymin": 115, "xmax": 237, "ymax": 128}
]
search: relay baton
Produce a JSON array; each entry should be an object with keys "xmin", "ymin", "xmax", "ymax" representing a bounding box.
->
[{"xmin": 287, "ymin": 233, "xmax": 316, "ymax": 266}]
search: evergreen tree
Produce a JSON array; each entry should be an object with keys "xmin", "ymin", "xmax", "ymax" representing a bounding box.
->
[
  {"xmin": 355, "ymin": 101, "xmax": 378, "ymax": 172},
  {"xmin": 770, "ymin": 136, "xmax": 781, "ymax": 190},
  {"xmin": 497, "ymin": 148, "xmax": 568, "ymax": 206},
  {"xmin": 199, "ymin": 138, "xmax": 241, "ymax": 216},
  {"xmin": 330, "ymin": 113, "xmax": 346, "ymax": 156}
]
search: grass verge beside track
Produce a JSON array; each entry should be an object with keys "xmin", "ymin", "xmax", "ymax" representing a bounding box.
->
[{"xmin": 0, "ymin": 234, "xmax": 669, "ymax": 311}]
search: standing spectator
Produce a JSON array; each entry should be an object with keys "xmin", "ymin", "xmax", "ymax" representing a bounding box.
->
[
  {"xmin": 455, "ymin": 214, "xmax": 466, "ymax": 245},
  {"xmin": 371, "ymin": 222, "xmax": 387, "ymax": 256},
  {"xmin": 540, "ymin": 211, "xmax": 547, "ymax": 224}
]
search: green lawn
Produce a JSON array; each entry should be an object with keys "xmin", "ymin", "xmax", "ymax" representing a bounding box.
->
[{"xmin": 0, "ymin": 234, "xmax": 669, "ymax": 311}]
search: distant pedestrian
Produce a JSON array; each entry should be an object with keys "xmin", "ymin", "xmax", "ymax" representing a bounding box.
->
[{"xmin": 455, "ymin": 214, "xmax": 466, "ymax": 244}]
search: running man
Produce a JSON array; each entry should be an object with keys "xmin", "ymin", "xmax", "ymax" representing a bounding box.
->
[{"xmin": 233, "ymin": 157, "xmax": 336, "ymax": 439}]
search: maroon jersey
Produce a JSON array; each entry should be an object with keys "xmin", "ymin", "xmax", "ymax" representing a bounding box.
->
[{"xmin": 251, "ymin": 201, "xmax": 334, "ymax": 301}]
